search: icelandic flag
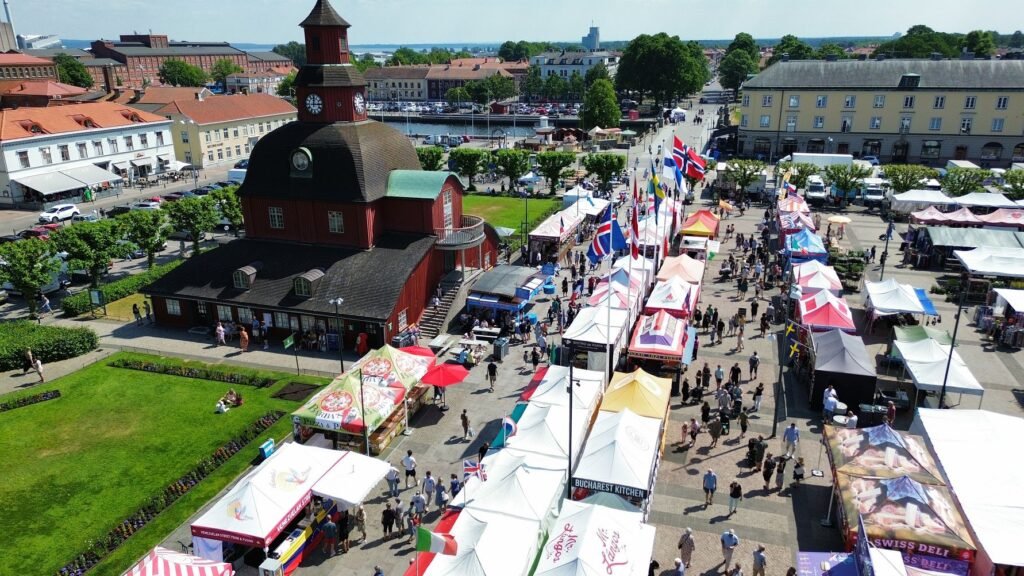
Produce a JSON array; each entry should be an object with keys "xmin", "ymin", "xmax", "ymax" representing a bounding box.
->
[
  {"xmin": 784, "ymin": 181, "xmax": 798, "ymax": 196},
  {"xmin": 630, "ymin": 202, "xmax": 640, "ymax": 259},
  {"xmin": 587, "ymin": 205, "xmax": 627, "ymax": 264},
  {"xmin": 672, "ymin": 135, "xmax": 687, "ymax": 171},
  {"xmin": 463, "ymin": 458, "xmax": 487, "ymax": 481},
  {"xmin": 501, "ymin": 416, "xmax": 517, "ymax": 439}
]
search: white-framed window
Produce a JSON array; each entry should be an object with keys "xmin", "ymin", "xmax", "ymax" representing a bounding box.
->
[
  {"xmin": 139, "ymin": 133, "xmax": 148, "ymax": 148},
  {"xmin": 39, "ymin": 146, "xmax": 52, "ymax": 164},
  {"xmin": 233, "ymin": 127, "xmax": 239, "ymax": 137},
  {"xmin": 960, "ymin": 117, "xmax": 973, "ymax": 134},
  {"xmin": 840, "ymin": 116, "xmax": 852, "ymax": 132},
  {"xmin": 929, "ymin": 117, "xmax": 942, "ymax": 131},
  {"xmin": 196, "ymin": 301, "xmax": 207, "ymax": 315},
  {"xmin": 873, "ymin": 95, "xmax": 885, "ymax": 108},
  {"xmin": 207, "ymin": 150, "xmax": 214, "ymax": 162},
  {"xmin": 903, "ymin": 96, "xmax": 915, "ymax": 109},
  {"xmin": 740, "ymin": 114, "xmax": 748, "ymax": 127},
  {"xmin": 156, "ymin": 132, "xmax": 165, "ymax": 146},
  {"xmin": 869, "ymin": 117, "xmax": 882, "ymax": 130},
  {"xmin": 268, "ymin": 206, "xmax": 284, "ymax": 229},
  {"xmin": 217, "ymin": 149, "xmax": 223, "ymax": 160},
  {"xmin": 184, "ymin": 151, "xmax": 192, "ymax": 163},
  {"xmin": 108, "ymin": 138, "xmax": 118, "ymax": 153},
  {"xmin": 788, "ymin": 95, "xmax": 799, "ymax": 108},
  {"xmin": 204, "ymin": 131, "xmax": 211, "ymax": 143},
  {"xmin": 900, "ymin": 117, "xmax": 912, "ymax": 132},
  {"xmin": 124, "ymin": 135, "xmax": 134, "ymax": 151},
  {"xmin": 217, "ymin": 305, "xmax": 233, "ymax": 321},
  {"xmin": 813, "ymin": 116, "xmax": 824, "ymax": 129},
  {"xmin": 397, "ymin": 308, "xmax": 408, "ymax": 331},
  {"xmin": 742, "ymin": 94, "xmax": 750, "ymax": 107},
  {"xmin": 273, "ymin": 311, "xmax": 289, "ymax": 329},
  {"xmin": 76, "ymin": 142, "xmax": 88, "ymax": 158},
  {"xmin": 237, "ymin": 307, "xmax": 253, "ymax": 325},
  {"xmin": 761, "ymin": 94, "xmax": 772, "ymax": 107},
  {"xmin": 222, "ymin": 128, "xmax": 229, "ymax": 139},
  {"xmin": 58, "ymin": 144, "xmax": 70, "ymax": 161},
  {"xmin": 992, "ymin": 118, "xmax": 1005, "ymax": 132},
  {"xmin": 328, "ymin": 211, "xmax": 344, "ymax": 233},
  {"xmin": 996, "ymin": 96, "xmax": 1008, "ymax": 110},
  {"xmin": 233, "ymin": 270, "xmax": 250, "ymax": 289},
  {"xmin": 226, "ymin": 148, "xmax": 232, "ymax": 159},
  {"xmin": 843, "ymin": 95, "xmax": 856, "ymax": 108},
  {"xmin": 933, "ymin": 96, "xmax": 945, "ymax": 109},
  {"xmin": 964, "ymin": 96, "xmax": 976, "ymax": 110},
  {"xmin": 181, "ymin": 131, "xmax": 190, "ymax": 143},
  {"xmin": 17, "ymin": 150, "xmax": 28, "ymax": 168},
  {"xmin": 815, "ymin": 95, "xmax": 827, "ymax": 108},
  {"xmin": 294, "ymin": 278, "xmax": 312, "ymax": 297},
  {"xmin": 92, "ymin": 141, "xmax": 103, "ymax": 155},
  {"xmin": 166, "ymin": 299, "xmax": 181, "ymax": 316},
  {"xmin": 785, "ymin": 116, "xmax": 797, "ymax": 131},
  {"xmin": 759, "ymin": 115, "xmax": 770, "ymax": 128}
]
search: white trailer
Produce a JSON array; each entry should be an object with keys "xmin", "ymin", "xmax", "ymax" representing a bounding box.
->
[{"xmin": 779, "ymin": 153, "xmax": 854, "ymax": 169}]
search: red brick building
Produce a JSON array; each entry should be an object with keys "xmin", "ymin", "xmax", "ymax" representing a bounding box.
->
[
  {"xmin": 144, "ymin": 0, "xmax": 498, "ymax": 349},
  {"xmin": 90, "ymin": 35, "xmax": 249, "ymax": 88}
]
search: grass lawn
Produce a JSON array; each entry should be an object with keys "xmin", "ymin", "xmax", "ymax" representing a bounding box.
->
[
  {"xmin": 0, "ymin": 352, "xmax": 327, "ymax": 576},
  {"xmin": 102, "ymin": 293, "xmax": 150, "ymax": 322},
  {"xmin": 462, "ymin": 194, "xmax": 562, "ymax": 234}
]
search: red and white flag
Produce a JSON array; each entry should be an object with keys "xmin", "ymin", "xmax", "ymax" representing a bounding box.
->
[{"xmin": 630, "ymin": 198, "xmax": 640, "ymax": 259}]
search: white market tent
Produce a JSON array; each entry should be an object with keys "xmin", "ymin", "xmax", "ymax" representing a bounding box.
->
[
  {"xmin": 954, "ymin": 192, "xmax": 1019, "ymax": 209},
  {"xmin": 533, "ymin": 500, "xmax": 656, "ymax": 576},
  {"xmin": 657, "ymin": 254, "xmax": 706, "ymax": 284},
  {"xmin": 955, "ymin": 246, "xmax": 1024, "ymax": 278},
  {"xmin": 571, "ymin": 197, "xmax": 611, "ymax": 219},
  {"xmin": 571, "ymin": 408, "xmax": 663, "ymax": 502},
  {"xmin": 563, "ymin": 306, "xmax": 631, "ymax": 372},
  {"xmin": 992, "ymin": 288, "xmax": 1024, "ymax": 314},
  {"xmin": 889, "ymin": 189, "xmax": 954, "ymax": 213},
  {"xmin": 454, "ymin": 452, "xmax": 566, "ymax": 526},
  {"xmin": 792, "ymin": 260, "xmax": 842, "ymax": 295},
  {"xmin": 190, "ymin": 443, "xmax": 342, "ymax": 549},
  {"xmin": 644, "ymin": 276, "xmax": 699, "ymax": 318},
  {"xmin": 530, "ymin": 208, "xmax": 584, "ymax": 242},
  {"xmin": 865, "ymin": 279, "xmax": 925, "ymax": 315},
  {"xmin": 123, "ymin": 546, "xmax": 234, "ymax": 576},
  {"xmin": 911, "ymin": 409, "xmax": 1024, "ymax": 576},
  {"xmin": 612, "ymin": 254, "xmax": 657, "ymax": 287},
  {"xmin": 460, "ymin": 447, "xmax": 567, "ymax": 507},
  {"xmin": 422, "ymin": 509, "xmax": 541, "ymax": 576},
  {"xmin": 892, "ymin": 339, "xmax": 984, "ymax": 399},
  {"xmin": 310, "ymin": 450, "xmax": 390, "ymax": 510},
  {"xmin": 528, "ymin": 365, "xmax": 605, "ymax": 413},
  {"xmin": 505, "ymin": 402, "xmax": 590, "ymax": 463}
]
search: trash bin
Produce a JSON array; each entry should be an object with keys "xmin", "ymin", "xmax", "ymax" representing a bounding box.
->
[
  {"xmin": 492, "ymin": 337, "xmax": 509, "ymax": 361},
  {"xmin": 391, "ymin": 332, "xmax": 414, "ymax": 348}
]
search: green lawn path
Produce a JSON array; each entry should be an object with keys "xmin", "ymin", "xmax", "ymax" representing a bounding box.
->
[{"xmin": 461, "ymin": 193, "xmax": 562, "ymax": 236}]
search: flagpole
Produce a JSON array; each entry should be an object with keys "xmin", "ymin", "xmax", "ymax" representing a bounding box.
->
[
  {"xmin": 606, "ymin": 200, "xmax": 614, "ymax": 382},
  {"xmin": 627, "ymin": 177, "xmax": 634, "ymax": 324}
]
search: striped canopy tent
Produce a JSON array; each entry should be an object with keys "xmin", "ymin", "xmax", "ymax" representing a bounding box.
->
[
  {"xmin": 125, "ymin": 547, "xmax": 233, "ymax": 576},
  {"xmin": 597, "ymin": 267, "xmax": 645, "ymax": 295},
  {"xmin": 644, "ymin": 276, "xmax": 699, "ymax": 318},
  {"xmin": 778, "ymin": 195, "xmax": 810, "ymax": 213},
  {"xmin": 778, "ymin": 210, "xmax": 817, "ymax": 236},
  {"xmin": 628, "ymin": 310, "xmax": 687, "ymax": 362},
  {"xmin": 910, "ymin": 206, "xmax": 949, "ymax": 225},
  {"xmin": 680, "ymin": 209, "xmax": 720, "ymax": 238}
]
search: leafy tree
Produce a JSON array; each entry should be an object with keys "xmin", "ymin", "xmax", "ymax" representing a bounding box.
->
[
  {"xmin": 416, "ymin": 146, "xmax": 445, "ymax": 171},
  {"xmin": 616, "ymin": 33, "xmax": 707, "ymax": 105},
  {"xmin": 159, "ymin": 59, "xmax": 207, "ymax": 87},
  {"xmin": 883, "ymin": 164, "xmax": 939, "ymax": 193},
  {"xmin": 354, "ymin": 53, "xmax": 379, "ymax": 73},
  {"xmin": 568, "ymin": 71, "xmax": 585, "ymax": 103},
  {"xmin": 493, "ymin": 149, "xmax": 532, "ymax": 192},
  {"xmin": 536, "ymin": 151, "xmax": 577, "ymax": 193},
  {"xmin": 1003, "ymin": 169, "xmax": 1024, "ymax": 200},
  {"xmin": 724, "ymin": 159, "xmax": 767, "ymax": 192},
  {"xmin": 272, "ymin": 41, "xmax": 306, "ymax": 67},
  {"xmin": 498, "ymin": 41, "xmax": 522, "ymax": 61},
  {"xmin": 766, "ymin": 35, "xmax": 814, "ymax": 65},
  {"xmin": 164, "ymin": 196, "xmax": 219, "ymax": 255},
  {"xmin": 582, "ymin": 153, "xmax": 626, "ymax": 190},
  {"xmin": 276, "ymin": 71, "xmax": 297, "ymax": 97},
  {"xmin": 449, "ymin": 148, "xmax": 489, "ymax": 190},
  {"xmin": 498, "ymin": 40, "xmax": 556, "ymax": 61},
  {"xmin": 873, "ymin": 25, "xmax": 960, "ymax": 58},
  {"xmin": 119, "ymin": 209, "xmax": 169, "ymax": 269},
  {"xmin": 51, "ymin": 220, "xmax": 132, "ymax": 288},
  {"xmin": 962, "ymin": 30, "xmax": 995, "ymax": 57},
  {"xmin": 484, "ymin": 73, "xmax": 516, "ymax": 101},
  {"xmin": 446, "ymin": 87, "xmax": 470, "ymax": 106},
  {"xmin": 210, "ymin": 186, "xmax": 244, "ymax": 236},
  {"xmin": 210, "ymin": 58, "xmax": 243, "ymax": 89},
  {"xmin": 718, "ymin": 50, "xmax": 757, "ymax": 94},
  {"xmin": 543, "ymin": 73, "xmax": 567, "ymax": 100},
  {"xmin": 0, "ymin": 239, "xmax": 60, "ymax": 316},
  {"xmin": 53, "ymin": 53, "xmax": 93, "ymax": 88},
  {"xmin": 522, "ymin": 65, "xmax": 543, "ymax": 102},
  {"xmin": 776, "ymin": 162, "xmax": 820, "ymax": 191},
  {"xmin": 822, "ymin": 164, "xmax": 873, "ymax": 197},
  {"xmin": 1010, "ymin": 30, "xmax": 1024, "ymax": 49},
  {"xmin": 815, "ymin": 43, "xmax": 847, "ymax": 60},
  {"xmin": 582, "ymin": 78, "xmax": 619, "ymax": 130},
  {"xmin": 942, "ymin": 167, "xmax": 991, "ymax": 196},
  {"xmin": 726, "ymin": 32, "xmax": 759, "ymax": 62},
  {"xmin": 583, "ymin": 62, "xmax": 610, "ymax": 90}
]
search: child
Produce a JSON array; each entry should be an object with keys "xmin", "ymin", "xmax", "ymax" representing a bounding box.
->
[{"xmin": 792, "ymin": 457, "xmax": 805, "ymax": 486}]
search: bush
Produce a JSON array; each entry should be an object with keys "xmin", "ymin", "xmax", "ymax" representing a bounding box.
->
[
  {"xmin": 61, "ymin": 259, "xmax": 184, "ymax": 317},
  {"xmin": 108, "ymin": 356, "xmax": 276, "ymax": 388},
  {"xmin": 0, "ymin": 322, "xmax": 97, "ymax": 370}
]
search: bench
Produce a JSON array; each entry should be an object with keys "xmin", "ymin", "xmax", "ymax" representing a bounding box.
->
[
  {"xmin": 472, "ymin": 327, "xmax": 501, "ymax": 341},
  {"xmin": 428, "ymin": 335, "xmax": 452, "ymax": 355}
]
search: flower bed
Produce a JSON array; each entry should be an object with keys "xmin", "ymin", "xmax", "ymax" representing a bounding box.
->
[
  {"xmin": 108, "ymin": 357, "xmax": 276, "ymax": 388},
  {"xmin": 56, "ymin": 411, "xmax": 284, "ymax": 576},
  {"xmin": 0, "ymin": 390, "xmax": 60, "ymax": 412}
]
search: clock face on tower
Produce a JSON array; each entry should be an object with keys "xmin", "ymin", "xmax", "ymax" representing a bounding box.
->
[
  {"xmin": 353, "ymin": 92, "xmax": 365, "ymax": 115},
  {"xmin": 305, "ymin": 93, "xmax": 323, "ymax": 115}
]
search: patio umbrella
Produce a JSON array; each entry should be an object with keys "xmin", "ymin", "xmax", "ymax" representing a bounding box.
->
[
  {"xmin": 420, "ymin": 362, "xmax": 470, "ymax": 387},
  {"xmin": 719, "ymin": 200, "xmax": 734, "ymax": 211},
  {"xmin": 827, "ymin": 215, "xmax": 852, "ymax": 224},
  {"xmin": 399, "ymin": 345, "xmax": 437, "ymax": 368}
]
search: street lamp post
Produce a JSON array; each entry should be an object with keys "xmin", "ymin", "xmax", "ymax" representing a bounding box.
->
[
  {"xmin": 938, "ymin": 272, "xmax": 969, "ymax": 409},
  {"xmin": 565, "ymin": 343, "xmax": 578, "ymax": 500},
  {"xmin": 879, "ymin": 221, "xmax": 892, "ymax": 281},
  {"xmin": 329, "ymin": 297, "xmax": 345, "ymax": 374}
]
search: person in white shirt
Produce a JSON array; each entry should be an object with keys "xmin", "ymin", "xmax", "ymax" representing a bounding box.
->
[
  {"xmin": 385, "ymin": 464, "xmax": 400, "ymax": 496},
  {"xmin": 824, "ymin": 392, "xmax": 839, "ymax": 421},
  {"xmin": 401, "ymin": 450, "xmax": 417, "ymax": 488},
  {"xmin": 845, "ymin": 410, "xmax": 858, "ymax": 429}
]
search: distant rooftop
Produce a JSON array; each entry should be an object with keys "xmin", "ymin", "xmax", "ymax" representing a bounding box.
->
[{"xmin": 743, "ymin": 59, "xmax": 1024, "ymax": 90}]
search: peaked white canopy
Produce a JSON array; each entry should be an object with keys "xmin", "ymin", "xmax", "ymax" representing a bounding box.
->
[
  {"xmin": 533, "ymin": 500, "xmax": 656, "ymax": 576},
  {"xmin": 423, "ymin": 509, "xmax": 541, "ymax": 576},
  {"xmin": 527, "ymin": 365, "xmax": 605, "ymax": 413},
  {"xmin": 955, "ymin": 246, "xmax": 1024, "ymax": 278},
  {"xmin": 865, "ymin": 279, "xmax": 925, "ymax": 315},
  {"xmin": 505, "ymin": 402, "xmax": 590, "ymax": 462},
  {"xmin": 892, "ymin": 339, "xmax": 983, "ymax": 396},
  {"xmin": 571, "ymin": 408, "xmax": 663, "ymax": 501},
  {"xmin": 452, "ymin": 451, "xmax": 566, "ymax": 525}
]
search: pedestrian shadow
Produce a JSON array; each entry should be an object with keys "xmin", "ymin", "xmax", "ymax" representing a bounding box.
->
[
  {"xmin": 709, "ymin": 512, "xmax": 732, "ymax": 524},
  {"xmin": 681, "ymin": 503, "xmax": 706, "ymax": 515}
]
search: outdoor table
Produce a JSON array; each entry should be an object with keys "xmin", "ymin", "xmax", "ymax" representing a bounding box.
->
[
  {"xmin": 834, "ymin": 401, "xmax": 848, "ymax": 415},
  {"xmin": 472, "ymin": 327, "xmax": 501, "ymax": 341},
  {"xmin": 833, "ymin": 415, "xmax": 849, "ymax": 426},
  {"xmin": 458, "ymin": 339, "xmax": 489, "ymax": 347}
]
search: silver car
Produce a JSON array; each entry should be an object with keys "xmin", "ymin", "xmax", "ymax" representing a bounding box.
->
[{"xmin": 39, "ymin": 203, "xmax": 79, "ymax": 223}]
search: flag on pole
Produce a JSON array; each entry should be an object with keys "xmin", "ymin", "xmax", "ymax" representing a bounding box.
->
[
  {"xmin": 662, "ymin": 154, "xmax": 679, "ymax": 186},
  {"xmin": 672, "ymin": 135, "xmax": 687, "ymax": 170},
  {"xmin": 559, "ymin": 216, "xmax": 565, "ymax": 237},
  {"xmin": 630, "ymin": 201, "xmax": 640, "ymax": 259},
  {"xmin": 501, "ymin": 416, "xmax": 517, "ymax": 439},
  {"xmin": 463, "ymin": 458, "xmax": 487, "ymax": 481},
  {"xmin": 632, "ymin": 177, "xmax": 639, "ymax": 204},
  {"xmin": 784, "ymin": 181, "xmax": 798, "ymax": 196},
  {"xmin": 683, "ymin": 146, "xmax": 706, "ymax": 180},
  {"xmin": 415, "ymin": 526, "xmax": 458, "ymax": 555},
  {"xmin": 587, "ymin": 204, "xmax": 627, "ymax": 264}
]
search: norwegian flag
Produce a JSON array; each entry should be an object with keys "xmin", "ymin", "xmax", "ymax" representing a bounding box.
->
[
  {"xmin": 630, "ymin": 200, "xmax": 640, "ymax": 259},
  {"xmin": 672, "ymin": 135, "xmax": 687, "ymax": 170},
  {"xmin": 684, "ymin": 146, "xmax": 706, "ymax": 180},
  {"xmin": 463, "ymin": 458, "xmax": 487, "ymax": 481}
]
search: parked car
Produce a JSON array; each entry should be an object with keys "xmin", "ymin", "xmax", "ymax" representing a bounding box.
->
[
  {"xmin": 861, "ymin": 155, "xmax": 881, "ymax": 166},
  {"xmin": 0, "ymin": 234, "xmax": 22, "ymax": 243},
  {"xmin": 215, "ymin": 181, "xmax": 237, "ymax": 189},
  {"xmin": 106, "ymin": 205, "xmax": 132, "ymax": 218},
  {"xmin": 18, "ymin": 227, "xmax": 54, "ymax": 240},
  {"xmin": 129, "ymin": 201, "xmax": 161, "ymax": 211},
  {"xmin": 233, "ymin": 159, "xmax": 249, "ymax": 169},
  {"xmin": 38, "ymin": 203, "xmax": 79, "ymax": 223},
  {"xmin": 168, "ymin": 229, "xmax": 204, "ymax": 241},
  {"xmin": 71, "ymin": 212, "xmax": 101, "ymax": 223}
]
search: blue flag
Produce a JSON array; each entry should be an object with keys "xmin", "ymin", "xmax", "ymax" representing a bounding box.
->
[{"xmin": 587, "ymin": 205, "xmax": 627, "ymax": 264}]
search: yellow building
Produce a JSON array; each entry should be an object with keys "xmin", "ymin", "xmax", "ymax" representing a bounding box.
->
[
  {"xmin": 155, "ymin": 93, "xmax": 297, "ymax": 168},
  {"xmin": 737, "ymin": 58, "xmax": 1024, "ymax": 167}
]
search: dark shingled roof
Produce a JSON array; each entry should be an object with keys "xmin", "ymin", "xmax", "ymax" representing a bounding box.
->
[
  {"xmin": 471, "ymin": 265, "xmax": 541, "ymax": 299},
  {"xmin": 143, "ymin": 235, "xmax": 435, "ymax": 321},
  {"xmin": 237, "ymin": 120, "xmax": 420, "ymax": 203},
  {"xmin": 300, "ymin": 0, "xmax": 350, "ymax": 27},
  {"xmin": 295, "ymin": 64, "xmax": 366, "ymax": 88},
  {"xmin": 742, "ymin": 59, "xmax": 1024, "ymax": 90}
]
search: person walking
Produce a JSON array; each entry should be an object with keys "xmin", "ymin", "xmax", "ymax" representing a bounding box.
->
[
  {"xmin": 677, "ymin": 527, "xmax": 696, "ymax": 568},
  {"xmin": 729, "ymin": 363, "xmax": 742, "ymax": 386},
  {"xmin": 487, "ymin": 361, "xmax": 497, "ymax": 392},
  {"xmin": 714, "ymin": 365, "xmax": 725, "ymax": 388},
  {"xmin": 750, "ymin": 300, "xmax": 759, "ymax": 321},
  {"xmin": 775, "ymin": 457, "xmax": 788, "ymax": 492},
  {"xmin": 33, "ymin": 357, "xmax": 44, "ymax": 383},
  {"xmin": 753, "ymin": 546, "xmax": 768, "ymax": 576},
  {"xmin": 401, "ymin": 450, "xmax": 417, "ymax": 489},
  {"xmin": 721, "ymin": 529, "xmax": 740, "ymax": 568},
  {"xmin": 736, "ymin": 325, "xmax": 745, "ymax": 352},
  {"xmin": 752, "ymin": 383, "xmax": 764, "ymax": 413},
  {"xmin": 792, "ymin": 457, "xmax": 806, "ymax": 486},
  {"xmin": 239, "ymin": 326, "xmax": 250, "ymax": 352},
  {"xmin": 708, "ymin": 417, "xmax": 723, "ymax": 448},
  {"xmin": 338, "ymin": 508, "xmax": 351, "ymax": 553},
  {"xmin": 728, "ymin": 479, "xmax": 743, "ymax": 515},
  {"xmin": 22, "ymin": 348, "xmax": 33, "ymax": 375},
  {"xmin": 738, "ymin": 411, "xmax": 749, "ymax": 439},
  {"xmin": 701, "ymin": 401, "xmax": 711, "ymax": 425},
  {"xmin": 782, "ymin": 423, "xmax": 800, "ymax": 458},
  {"xmin": 385, "ymin": 463, "xmax": 400, "ymax": 496},
  {"xmin": 460, "ymin": 409, "xmax": 472, "ymax": 440},
  {"xmin": 381, "ymin": 502, "xmax": 395, "ymax": 541},
  {"xmin": 143, "ymin": 300, "xmax": 153, "ymax": 324},
  {"xmin": 530, "ymin": 348, "xmax": 540, "ymax": 372},
  {"xmin": 672, "ymin": 558, "xmax": 686, "ymax": 576},
  {"xmin": 748, "ymin": 352, "xmax": 760, "ymax": 380},
  {"xmin": 215, "ymin": 321, "xmax": 226, "ymax": 346},
  {"xmin": 421, "ymin": 473, "xmax": 436, "ymax": 513},
  {"xmin": 321, "ymin": 514, "xmax": 338, "ymax": 556},
  {"xmin": 703, "ymin": 468, "xmax": 718, "ymax": 506},
  {"xmin": 478, "ymin": 441, "xmax": 490, "ymax": 464},
  {"xmin": 132, "ymin": 303, "xmax": 143, "ymax": 326},
  {"xmin": 762, "ymin": 454, "xmax": 777, "ymax": 491},
  {"xmin": 689, "ymin": 418, "xmax": 701, "ymax": 444},
  {"xmin": 434, "ymin": 478, "xmax": 449, "ymax": 511}
]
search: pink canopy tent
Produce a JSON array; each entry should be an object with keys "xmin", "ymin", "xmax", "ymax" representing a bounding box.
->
[
  {"xmin": 644, "ymin": 276, "xmax": 700, "ymax": 318},
  {"xmin": 778, "ymin": 196, "xmax": 810, "ymax": 213},
  {"xmin": 628, "ymin": 311, "xmax": 687, "ymax": 362},
  {"xmin": 793, "ymin": 260, "xmax": 842, "ymax": 295},
  {"xmin": 778, "ymin": 210, "xmax": 817, "ymax": 236},
  {"xmin": 910, "ymin": 206, "xmax": 949, "ymax": 224},
  {"xmin": 943, "ymin": 207, "xmax": 982, "ymax": 226},
  {"xmin": 656, "ymin": 254, "xmax": 706, "ymax": 284},
  {"xmin": 587, "ymin": 280, "xmax": 638, "ymax": 310},
  {"xmin": 977, "ymin": 207, "xmax": 1024, "ymax": 228},
  {"xmin": 125, "ymin": 547, "xmax": 233, "ymax": 576},
  {"xmin": 799, "ymin": 290, "xmax": 856, "ymax": 332}
]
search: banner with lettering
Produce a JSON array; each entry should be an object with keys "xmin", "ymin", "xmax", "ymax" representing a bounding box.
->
[{"xmin": 534, "ymin": 501, "xmax": 654, "ymax": 576}]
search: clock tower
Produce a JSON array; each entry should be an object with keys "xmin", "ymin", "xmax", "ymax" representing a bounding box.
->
[{"xmin": 294, "ymin": 0, "xmax": 368, "ymax": 124}]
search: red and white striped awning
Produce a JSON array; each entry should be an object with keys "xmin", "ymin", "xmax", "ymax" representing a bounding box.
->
[{"xmin": 124, "ymin": 547, "xmax": 233, "ymax": 576}]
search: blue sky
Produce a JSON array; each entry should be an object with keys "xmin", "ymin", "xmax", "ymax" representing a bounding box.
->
[{"xmin": 12, "ymin": 0, "xmax": 1011, "ymax": 46}]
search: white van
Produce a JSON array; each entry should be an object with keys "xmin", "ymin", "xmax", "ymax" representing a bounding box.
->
[{"xmin": 805, "ymin": 175, "xmax": 829, "ymax": 204}]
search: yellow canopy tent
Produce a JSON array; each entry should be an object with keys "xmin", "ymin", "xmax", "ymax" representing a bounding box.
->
[
  {"xmin": 600, "ymin": 368, "xmax": 671, "ymax": 419},
  {"xmin": 680, "ymin": 209, "xmax": 721, "ymax": 238}
]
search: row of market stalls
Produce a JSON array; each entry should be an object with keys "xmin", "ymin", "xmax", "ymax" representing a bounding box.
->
[
  {"xmin": 910, "ymin": 207, "xmax": 1024, "ymax": 228},
  {"xmin": 890, "ymin": 190, "xmax": 1021, "ymax": 215}
]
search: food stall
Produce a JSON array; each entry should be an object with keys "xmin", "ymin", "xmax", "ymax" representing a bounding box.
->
[
  {"xmin": 562, "ymin": 306, "xmax": 630, "ymax": 374},
  {"xmin": 793, "ymin": 260, "xmax": 843, "ymax": 296},
  {"xmin": 124, "ymin": 547, "xmax": 234, "ymax": 576},
  {"xmin": 533, "ymin": 501, "xmax": 655, "ymax": 576},
  {"xmin": 809, "ymin": 329, "xmax": 877, "ymax": 412},
  {"xmin": 680, "ymin": 208, "xmax": 720, "ymax": 238},
  {"xmin": 419, "ymin": 509, "xmax": 540, "ymax": 576},
  {"xmin": 891, "ymin": 339, "xmax": 984, "ymax": 408},
  {"xmin": 628, "ymin": 310, "xmax": 693, "ymax": 369},
  {"xmin": 529, "ymin": 208, "xmax": 583, "ymax": 264},
  {"xmin": 450, "ymin": 448, "xmax": 565, "ymax": 529},
  {"xmin": 799, "ymin": 290, "xmax": 857, "ymax": 332},
  {"xmin": 786, "ymin": 229, "xmax": 830, "ymax": 264},
  {"xmin": 657, "ymin": 253, "xmax": 706, "ymax": 284},
  {"xmin": 643, "ymin": 276, "xmax": 700, "ymax": 319},
  {"xmin": 466, "ymin": 264, "xmax": 547, "ymax": 320}
]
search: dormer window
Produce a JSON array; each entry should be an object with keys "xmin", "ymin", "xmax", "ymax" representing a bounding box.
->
[
  {"xmin": 233, "ymin": 262, "xmax": 261, "ymax": 290},
  {"xmin": 294, "ymin": 269, "xmax": 324, "ymax": 298},
  {"xmin": 120, "ymin": 110, "xmax": 144, "ymax": 123},
  {"xmin": 71, "ymin": 115, "xmax": 97, "ymax": 128},
  {"xmin": 18, "ymin": 120, "xmax": 46, "ymax": 134}
]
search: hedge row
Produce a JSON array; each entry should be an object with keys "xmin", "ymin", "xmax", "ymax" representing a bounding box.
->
[
  {"xmin": 0, "ymin": 322, "xmax": 98, "ymax": 371},
  {"xmin": 0, "ymin": 389, "xmax": 60, "ymax": 412},
  {"xmin": 57, "ymin": 411, "xmax": 284, "ymax": 576},
  {"xmin": 61, "ymin": 259, "xmax": 183, "ymax": 317},
  {"xmin": 108, "ymin": 356, "xmax": 276, "ymax": 388}
]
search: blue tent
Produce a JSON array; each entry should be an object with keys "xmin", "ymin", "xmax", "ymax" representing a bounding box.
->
[{"xmin": 785, "ymin": 229, "xmax": 829, "ymax": 263}]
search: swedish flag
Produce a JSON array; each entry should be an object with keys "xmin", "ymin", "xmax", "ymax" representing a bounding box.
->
[{"xmin": 785, "ymin": 321, "xmax": 802, "ymax": 358}]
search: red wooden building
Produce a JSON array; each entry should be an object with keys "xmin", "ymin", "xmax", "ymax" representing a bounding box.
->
[{"xmin": 144, "ymin": 0, "xmax": 498, "ymax": 349}]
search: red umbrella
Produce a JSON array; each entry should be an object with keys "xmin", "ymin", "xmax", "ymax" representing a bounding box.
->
[
  {"xmin": 399, "ymin": 345, "xmax": 437, "ymax": 368},
  {"xmin": 420, "ymin": 362, "xmax": 470, "ymax": 387}
]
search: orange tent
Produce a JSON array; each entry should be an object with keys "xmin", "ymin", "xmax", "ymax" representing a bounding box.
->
[{"xmin": 681, "ymin": 209, "xmax": 720, "ymax": 238}]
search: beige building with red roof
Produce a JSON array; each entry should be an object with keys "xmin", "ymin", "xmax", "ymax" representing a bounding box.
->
[
  {"xmin": 154, "ymin": 92, "xmax": 297, "ymax": 168},
  {"xmin": 0, "ymin": 102, "xmax": 174, "ymax": 208}
]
